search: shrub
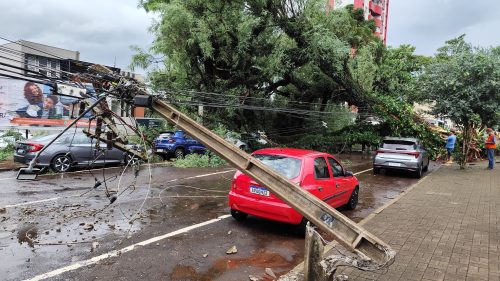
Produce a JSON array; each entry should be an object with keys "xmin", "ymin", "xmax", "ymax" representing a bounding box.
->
[{"xmin": 173, "ymin": 153, "xmax": 227, "ymax": 168}]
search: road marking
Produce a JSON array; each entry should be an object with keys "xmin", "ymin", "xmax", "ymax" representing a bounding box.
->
[
  {"xmin": 354, "ymin": 168, "xmax": 373, "ymax": 175},
  {"xmin": 23, "ymin": 214, "xmax": 231, "ymax": 281},
  {"xmin": 166, "ymin": 169, "xmax": 235, "ymax": 183},
  {"xmin": 3, "ymin": 170, "xmax": 235, "ymax": 208},
  {"xmin": 5, "ymin": 197, "xmax": 61, "ymax": 208}
]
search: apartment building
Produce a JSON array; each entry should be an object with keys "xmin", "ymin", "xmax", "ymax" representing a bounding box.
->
[{"xmin": 328, "ymin": 0, "xmax": 390, "ymax": 43}]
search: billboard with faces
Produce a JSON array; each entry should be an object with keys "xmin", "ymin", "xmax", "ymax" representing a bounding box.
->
[{"xmin": 0, "ymin": 78, "xmax": 94, "ymax": 128}]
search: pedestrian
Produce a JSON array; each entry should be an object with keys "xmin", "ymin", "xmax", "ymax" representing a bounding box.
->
[
  {"xmin": 485, "ymin": 128, "xmax": 497, "ymax": 170},
  {"xmin": 445, "ymin": 130, "xmax": 456, "ymax": 163}
]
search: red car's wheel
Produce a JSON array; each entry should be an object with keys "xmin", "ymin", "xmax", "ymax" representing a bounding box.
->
[
  {"xmin": 346, "ymin": 187, "xmax": 359, "ymax": 210},
  {"xmin": 230, "ymin": 209, "xmax": 248, "ymax": 221}
]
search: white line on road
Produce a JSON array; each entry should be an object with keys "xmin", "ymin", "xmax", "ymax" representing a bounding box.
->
[
  {"xmin": 5, "ymin": 197, "xmax": 61, "ymax": 208},
  {"xmin": 23, "ymin": 214, "xmax": 231, "ymax": 281},
  {"xmin": 354, "ymin": 168, "xmax": 373, "ymax": 175},
  {"xmin": 166, "ymin": 169, "xmax": 235, "ymax": 183},
  {"xmin": 3, "ymin": 170, "xmax": 235, "ymax": 208}
]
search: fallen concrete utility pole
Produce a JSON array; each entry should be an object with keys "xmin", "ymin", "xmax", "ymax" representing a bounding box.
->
[
  {"xmin": 144, "ymin": 96, "xmax": 394, "ymax": 265},
  {"xmin": 16, "ymin": 60, "xmax": 394, "ymax": 267}
]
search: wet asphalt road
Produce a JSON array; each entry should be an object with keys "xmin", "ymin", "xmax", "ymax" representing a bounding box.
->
[{"xmin": 0, "ymin": 154, "xmax": 440, "ymax": 281}]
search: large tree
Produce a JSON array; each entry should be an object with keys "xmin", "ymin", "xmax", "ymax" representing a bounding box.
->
[
  {"xmin": 133, "ymin": 0, "xmax": 381, "ymax": 136},
  {"xmin": 417, "ymin": 35, "xmax": 500, "ymax": 167}
]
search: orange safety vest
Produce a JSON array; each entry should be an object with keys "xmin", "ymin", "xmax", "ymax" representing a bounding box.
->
[{"xmin": 486, "ymin": 135, "xmax": 497, "ymax": 149}]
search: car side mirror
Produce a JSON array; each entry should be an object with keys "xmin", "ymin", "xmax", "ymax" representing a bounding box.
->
[{"xmin": 345, "ymin": 171, "xmax": 354, "ymax": 177}]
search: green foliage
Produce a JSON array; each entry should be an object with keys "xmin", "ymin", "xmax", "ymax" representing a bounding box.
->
[
  {"xmin": 372, "ymin": 95, "xmax": 444, "ymax": 159},
  {"xmin": 417, "ymin": 35, "xmax": 500, "ymax": 167},
  {"xmin": 0, "ymin": 129, "xmax": 24, "ymax": 161},
  {"xmin": 173, "ymin": 152, "xmax": 226, "ymax": 168},
  {"xmin": 418, "ymin": 35, "xmax": 500, "ymax": 128},
  {"xmin": 134, "ymin": 0, "xmax": 382, "ymax": 135},
  {"xmin": 0, "ymin": 145, "xmax": 14, "ymax": 161},
  {"xmin": 133, "ymin": 1, "xmax": 470, "ymax": 160}
]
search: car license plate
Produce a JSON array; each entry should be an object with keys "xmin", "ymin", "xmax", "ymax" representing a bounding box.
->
[
  {"xmin": 249, "ymin": 186, "xmax": 269, "ymax": 197},
  {"xmin": 156, "ymin": 149, "xmax": 164, "ymax": 152},
  {"xmin": 388, "ymin": 162, "xmax": 401, "ymax": 167}
]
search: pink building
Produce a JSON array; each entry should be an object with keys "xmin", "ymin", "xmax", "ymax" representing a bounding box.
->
[{"xmin": 328, "ymin": 0, "xmax": 389, "ymax": 44}]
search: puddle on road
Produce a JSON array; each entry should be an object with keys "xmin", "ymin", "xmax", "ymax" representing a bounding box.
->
[
  {"xmin": 170, "ymin": 249, "xmax": 300, "ymax": 281},
  {"xmin": 17, "ymin": 225, "xmax": 38, "ymax": 248}
]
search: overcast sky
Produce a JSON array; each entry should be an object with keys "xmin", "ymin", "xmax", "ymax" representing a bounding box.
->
[
  {"xmin": 387, "ymin": 0, "xmax": 500, "ymax": 54},
  {"xmin": 0, "ymin": 0, "xmax": 498, "ymax": 74}
]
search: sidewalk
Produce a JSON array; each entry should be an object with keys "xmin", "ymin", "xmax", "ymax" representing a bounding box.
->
[{"xmin": 337, "ymin": 161, "xmax": 500, "ymax": 281}]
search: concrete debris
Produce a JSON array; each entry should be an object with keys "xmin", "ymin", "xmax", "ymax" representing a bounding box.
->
[
  {"xmin": 0, "ymin": 207, "xmax": 6, "ymax": 213},
  {"xmin": 83, "ymin": 223, "xmax": 94, "ymax": 231},
  {"xmin": 226, "ymin": 245, "xmax": 237, "ymax": 254},
  {"xmin": 249, "ymin": 275, "xmax": 261, "ymax": 281},
  {"xmin": 333, "ymin": 274, "xmax": 349, "ymax": 281},
  {"xmin": 22, "ymin": 208, "xmax": 36, "ymax": 215},
  {"xmin": 92, "ymin": 242, "xmax": 100, "ymax": 250},
  {"xmin": 227, "ymin": 230, "xmax": 232, "ymax": 235},
  {"xmin": 203, "ymin": 253, "xmax": 208, "ymax": 258},
  {"xmin": 265, "ymin": 268, "xmax": 277, "ymax": 279}
]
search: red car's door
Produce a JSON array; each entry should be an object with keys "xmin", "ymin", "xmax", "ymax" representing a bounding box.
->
[
  {"xmin": 311, "ymin": 156, "xmax": 336, "ymax": 207},
  {"xmin": 327, "ymin": 157, "xmax": 353, "ymax": 207}
]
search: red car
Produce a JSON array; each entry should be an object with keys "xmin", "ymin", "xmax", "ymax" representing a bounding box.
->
[{"xmin": 228, "ymin": 148, "xmax": 359, "ymax": 227}]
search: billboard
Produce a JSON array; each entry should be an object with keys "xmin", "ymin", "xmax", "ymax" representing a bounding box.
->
[{"xmin": 0, "ymin": 78, "xmax": 94, "ymax": 128}]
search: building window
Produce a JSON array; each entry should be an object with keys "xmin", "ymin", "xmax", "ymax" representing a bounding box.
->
[{"xmin": 24, "ymin": 54, "xmax": 61, "ymax": 78}]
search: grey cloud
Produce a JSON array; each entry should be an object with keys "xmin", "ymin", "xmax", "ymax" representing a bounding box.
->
[
  {"xmin": 387, "ymin": 0, "xmax": 500, "ymax": 55},
  {"xmin": 1, "ymin": 0, "xmax": 498, "ymax": 72},
  {"xmin": 0, "ymin": 0, "xmax": 155, "ymax": 72}
]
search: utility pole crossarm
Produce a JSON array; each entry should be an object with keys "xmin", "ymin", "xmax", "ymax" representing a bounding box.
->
[{"xmin": 150, "ymin": 98, "xmax": 394, "ymax": 265}]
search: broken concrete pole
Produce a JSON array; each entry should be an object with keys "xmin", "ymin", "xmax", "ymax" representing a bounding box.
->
[{"xmin": 304, "ymin": 225, "xmax": 328, "ymax": 281}]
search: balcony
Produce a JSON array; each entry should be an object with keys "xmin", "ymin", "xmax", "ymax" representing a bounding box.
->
[{"xmin": 369, "ymin": 1, "xmax": 382, "ymax": 15}]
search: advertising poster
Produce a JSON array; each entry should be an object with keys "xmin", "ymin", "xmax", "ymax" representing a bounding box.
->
[{"xmin": 0, "ymin": 78, "xmax": 95, "ymax": 128}]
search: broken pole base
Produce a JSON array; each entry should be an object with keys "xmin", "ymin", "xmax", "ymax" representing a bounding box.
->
[{"xmin": 304, "ymin": 224, "xmax": 328, "ymax": 281}]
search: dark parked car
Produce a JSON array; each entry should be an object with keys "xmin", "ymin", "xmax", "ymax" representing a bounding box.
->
[
  {"xmin": 14, "ymin": 132, "xmax": 127, "ymax": 172},
  {"xmin": 154, "ymin": 130, "xmax": 206, "ymax": 159}
]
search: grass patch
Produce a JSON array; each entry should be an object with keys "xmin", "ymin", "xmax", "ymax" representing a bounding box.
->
[{"xmin": 173, "ymin": 153, "xmax": 227, "ymax": 168}]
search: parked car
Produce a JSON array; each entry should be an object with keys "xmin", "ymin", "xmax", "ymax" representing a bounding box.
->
[
  {"xmin": 373, "ymin": 137, "xmax": 430, "ymax": 178},
  {"xmin": 228, "ymin": 148, "xmax": 359, "ymax": 229},
  {"xmin": 14, "ymin": 132, "xmax": 127, "ymax": 172},
  {"xmin": 153, "ymin": 130, "xmax": 206, "ymax": 159}
]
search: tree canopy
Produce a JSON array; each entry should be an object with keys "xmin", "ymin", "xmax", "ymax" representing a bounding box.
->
[
  {"xmin": 417, "ymin": 36, "xmax": 500, "ymax": 129},
  {"xmin": 133, "ymin": 0, "xmax": 384, "ymax": 135}
]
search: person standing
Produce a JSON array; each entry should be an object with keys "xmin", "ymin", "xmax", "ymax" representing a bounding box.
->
[
  {"xmin": 485, "ymin": 128, "xmax": 497, "ymax": 170},
  {"xmin": 445, "ymin": 130, "xmax": 457, "ymax": 163}
]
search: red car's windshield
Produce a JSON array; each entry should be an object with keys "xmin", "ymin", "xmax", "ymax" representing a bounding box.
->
[{"xmin": 254, "ymin": 154, "xmax": 301, "ymax": 179}]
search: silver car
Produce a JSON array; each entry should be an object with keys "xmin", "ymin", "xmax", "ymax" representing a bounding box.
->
[
  {"xmin": 373, "ymin": 137, "xmax": 430, "ymax": 178},
  {"xmin": 14, "ymin": 132, "xmax": 127, "ymax": 172}
]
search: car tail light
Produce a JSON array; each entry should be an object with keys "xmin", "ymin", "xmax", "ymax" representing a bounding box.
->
[
  {"xmin": 376, "ymin": 150, "xmax": 419, "ymax": 158},
  {"xmin": 26, "ymin": 143, "xmax": 44, "ymax": 153},
  {"xmin": 405, "ymin": 152, "xmax": 420, "ymax": 158}
]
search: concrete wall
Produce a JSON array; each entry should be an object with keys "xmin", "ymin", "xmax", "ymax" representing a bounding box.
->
[{"xmin": 0, "ymin": 42, "xmax": 24, "ymax": 79}]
